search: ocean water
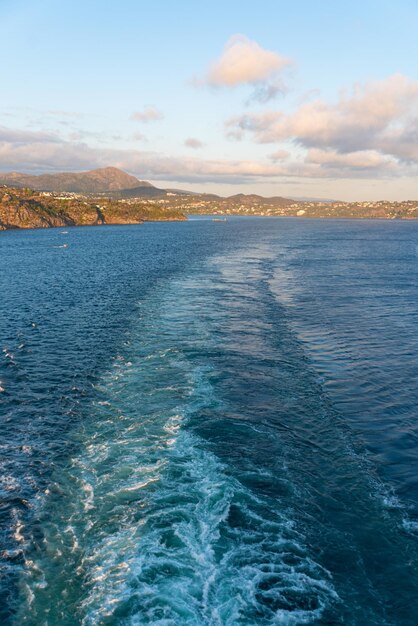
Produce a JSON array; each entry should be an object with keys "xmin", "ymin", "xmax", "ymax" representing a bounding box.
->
[{"xmin": 1, "ymin": 217, "xmax": 418, "ymax": 625}]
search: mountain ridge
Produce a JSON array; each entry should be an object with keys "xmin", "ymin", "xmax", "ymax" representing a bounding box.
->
[
  {"xmin": 2, "ymin": 167, "xmax": 417, "ymax": 224},
  {"xmin": 0, "ymin": 166, "xmax": 293, "ymax": 201},
  {"xmin": 0, "ymin": 167, "xmax": 154, "ymax": 194}
]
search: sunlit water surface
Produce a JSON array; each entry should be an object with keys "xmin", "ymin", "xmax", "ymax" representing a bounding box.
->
[{"xmin": 1, "ymin": 217, "xmax": 418, "ymax": 625}]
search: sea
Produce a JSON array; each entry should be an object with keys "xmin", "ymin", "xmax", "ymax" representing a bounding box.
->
[{"xmin": 1, "ymin": 216, "xmax": 418, "ymax": 625}]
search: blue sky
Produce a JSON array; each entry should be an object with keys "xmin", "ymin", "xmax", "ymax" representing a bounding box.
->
[{"xmin": 1, "ymin": 0, "xmax": 418, "ymax": 199}]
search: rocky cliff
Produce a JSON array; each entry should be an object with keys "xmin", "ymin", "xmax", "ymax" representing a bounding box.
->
[{"xmin": 0, "ymin": 187, "xmax": 186, "ymax": 230}]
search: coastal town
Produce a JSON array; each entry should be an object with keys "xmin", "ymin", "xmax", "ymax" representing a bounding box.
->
[
  {"xmin": 2, "ymin": 166, "xmax": 418, "ymax": 229},
  {"xmin": 143, "ymin": 194, "xmax": 418, "ymax": 220},
  {"xmin": 37, "ymin": 188, "xmax": 418, "ymax": 221},
  {"xmin": 0, "ymin": 186, "xmax": 186, "ymax": 230}
]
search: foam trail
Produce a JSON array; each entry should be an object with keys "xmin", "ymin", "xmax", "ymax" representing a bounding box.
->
[{"xmin": 15, "ymin": 272, "xmax": 337, "ymax": 625}]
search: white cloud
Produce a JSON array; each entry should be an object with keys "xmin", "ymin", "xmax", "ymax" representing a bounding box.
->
[
  {"xmin": 197, "ymin": 35, "xmax": 293, "ymax": 102},
  {"xmin": 130, "ymin": 107, "xmax": 164, "ymax": 123}
]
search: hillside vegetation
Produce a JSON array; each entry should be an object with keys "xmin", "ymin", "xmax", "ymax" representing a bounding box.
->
[
  {"xmin": 0, "ymin": 187, "xmax": 186, "ymax": 230},
  {"xmin": 2, "ymin": 167, "xmax": 418, "ymax": 226},
  {"xmin": 0, "ymin": 167, "xmax": 154, "ymax": 194}
]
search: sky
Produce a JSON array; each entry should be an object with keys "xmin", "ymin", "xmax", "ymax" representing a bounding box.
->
[{"xmin": 1, "ymin": 0, "xmax": 418, "ymax": 200}]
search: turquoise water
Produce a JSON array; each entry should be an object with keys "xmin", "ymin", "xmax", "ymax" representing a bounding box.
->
[{"xmin": 1, "ymin": 218, "xmax": 418, "ymax": 624}]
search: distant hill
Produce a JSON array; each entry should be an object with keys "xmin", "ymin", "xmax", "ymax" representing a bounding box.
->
[
  {"xmin": 226, "ymin": 193, "xmax": 291, "ymax": 207},
  {"xmin": 0, "ymin": 167, "xmax": 294, "ymax": 205},
  {"xmin": 107, "ymin": 185, "xmax": 167, "ymax": 199},
  {"xmin": 0, "ymin": 167, "xmax": 155, "ymax": 194},
  {"xmin": 1, "ymin": 167, "xmax": 417, "ymax": 226}
]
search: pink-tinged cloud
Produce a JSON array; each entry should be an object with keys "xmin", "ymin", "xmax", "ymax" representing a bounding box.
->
[
  {"xmin": 306, "ymin": 148, "xmax": 397, "ymax": 171},
  {"xmin": 130, "ymin": 107, "xmax": 164, "ymax": 123},
  {"xmin": 184, "ymin": 137, "xmax": 205, "ymax": 149},
  {"xmin": 0, "ymin": 124, "xmax": 312, "ymax": 182},
  {"xmin": 197, "ymin": 35, "xmax": 293, "ymax": 102},
  {"xmin": 0, "ymin": 123, "xmax": 408, "ymax": 184},
  {"xmin": 269, "ymin": 150, "xmax": 290, "ymax": 162},
  {"xmin": 226, "ymin": 74, "xmax": 418, "ymax": 163}
]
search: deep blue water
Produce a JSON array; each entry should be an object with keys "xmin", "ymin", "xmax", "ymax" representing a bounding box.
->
[{"xmin": 1, "ymin": 217, "xmax": 418, "ymax": 625}]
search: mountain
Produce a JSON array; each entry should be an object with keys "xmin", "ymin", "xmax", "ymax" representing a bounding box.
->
[
  {"xmin": 0, "ymin": 167, "xmax": 155, "ymax": 194},
  {"xmin": 107, "ymin": 185, "xmax": 167, "ymax": 199},
  {"xmin": 0, "ymin": 168, "xmax": 291, "ymax": 204},
  {"xmin": 1, "ymin": 167, "xmax": 417, "ymax": 227}
]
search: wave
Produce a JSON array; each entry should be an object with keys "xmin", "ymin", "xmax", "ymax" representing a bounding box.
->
[{"xmin": 15, "ymin": 272, "xmax": 338, "ymax": 625}]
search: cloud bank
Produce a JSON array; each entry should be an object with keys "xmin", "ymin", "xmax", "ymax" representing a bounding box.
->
[
  {"xmin": 0, "ymin": 125, "xmax": 296, "ymax": 183},
  {"xmin": 3, "ymin": 55, "xmax": 418, "ymax": 187},
  {"xmin": 226, "ymin": 74, "xmax": 418, "ymax": 175},
  {"xmin": 0, "ymin": 121, "xmax": 404, "ymax": 184}
]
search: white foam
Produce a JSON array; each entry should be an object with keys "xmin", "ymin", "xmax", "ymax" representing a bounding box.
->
[{"xmin": 15, "ymin": 264, "xmax": 338, "ymax": 625}]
